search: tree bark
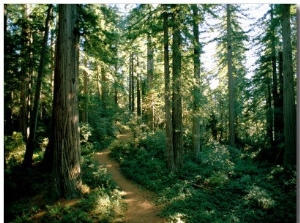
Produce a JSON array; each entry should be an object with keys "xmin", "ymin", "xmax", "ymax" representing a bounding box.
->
[
  {"xmin": 163, "ymin": 5, "xmax": 174, "ymax": 171},
  {"xmin": 227, "ymin": 4, "xmax": 235, "ymax": 147},
  {"xmin": 4, "ymin": 4, "xmax": 13, "ymax": 136},
  {"xmin": 172, "ymin": 5, "xmax": 183, "ymax": 170},
  {"xmin": 192, "ymin": 4, "xmax": 201, "ymax": 159},
  {"xmin": 129, "ymin": 53, "xmax": 133, "ymax": 112},
  {"xmin": 147, "ymin": 33, "xmax": 154, "ymax": 130},
  {"xmin": 20, "ymin": 4, "xmax": 31, "ymax": 141},
  {"xmin": 137, "ymin": 56, "xmax": 141, "ymax": 116},
  {"xmin": 281, "ymin": 4, "xmax": 296, "ymax": 167},
  {"xmin": 23, "ymin": 4, "xmax": 53, "ymax": 167},
  {"xmin": 131, "ymin": 54, "xmax": 135, "ymax": 113},
  {"xmin": 51, "ymin": 4, "xmax": 82, "ymax": 199}
]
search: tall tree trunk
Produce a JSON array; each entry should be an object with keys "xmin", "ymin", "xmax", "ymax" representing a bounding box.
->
[
  {"xmin": 51, "ymin": 4, "xmax": 82, "ymax": 199},
  {"xmin": 271, "ymin": 5, "xmax": 281, "ymax": 149},
  {"xmin": 24, "ymin": 4, "xmax": 53, "ymax": 167},
  {"xmin": 82, "ymin": 57, "xmax": 88, "ymax": 123},
  {"xmin": 227, "ymin": 4, "xmax": 235, "ymax": 147},
  {"xmin": 4, "ymin": 4, "xmax": 13, "ymax": 136},
  {"xmin": 129, "ymin": 53, "xmax": 132, "ymax": 112},
  {"xmin": 101, "ymin": 62, "xmax": 108, "ymax": 109},
  {"xmin": 172, "ymin": 5, "xmax": 183, "ymax": 170},
  {"xmin": 281, "ymin": 4, "xmax": 296, "ymax": 167},
  {"xmin": 114, "ymin": 64, "xmax": 118, "ymax": 107},
  {"xmin": 275, "ymin": 50, "xmax": 284, "ymax": 160},
  {"xmin": 147, "ymin": 33, "xmax": 154, "ymax": 130},
  {"xmin": 131, "ymin": 54, "xmax": 135, "ymax": 113},
  {"xmin": 266, "ymin": 74, "xmax": 273, "ymax": 146},
  {"xmin": 20, "ymin": 4, "xmax": 31, "ymax": 141},
  {"xmin": 192, "ymin": 4, "xmax": 201, "ymax": 159},
  {"xmin": 163, "ymin": 5, "xmax": 174, "ymax": 171},
  {"xmin": 137, "ymin": 56, "xmax": 141, "ymax": 116}
]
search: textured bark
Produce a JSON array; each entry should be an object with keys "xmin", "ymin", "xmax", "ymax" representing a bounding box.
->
[
  {"xmin": 227, "ymin": 4, "xmax": 235, "ymax": 147},
  {"xmin": 51, "ymin": 4, "xmax": 82, "ymax": 199},
  {"xmin": 163, "ymin": 5, "xmax": 174, "ymax": 171},
  {"xmin": 281, "ymin": 4, "xmax": 296, "ymax": 167},
  {"xmin": 192, "ymin": 4, "xmax": 201, "ymax": 159},
  {"xmin": 24, "ymin": 4, "xmax": 53, "ymax": 167},
  {"xmin": 172, "ymin": 5, "xmax": 183, "ymax": 170}
]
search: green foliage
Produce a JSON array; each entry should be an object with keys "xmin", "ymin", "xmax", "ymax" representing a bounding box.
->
[
  {"xmin": 4, "ymin": 132, "xmax": 26, "ymax": 168},
  {"xmin": 110, "ymin": 131, "xmax": 296, "ymax": 223}
]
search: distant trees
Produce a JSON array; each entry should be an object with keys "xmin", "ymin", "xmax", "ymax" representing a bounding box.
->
[{"xmin": 23, "ymin": 4, "xmax": 53, "ymax": 167}]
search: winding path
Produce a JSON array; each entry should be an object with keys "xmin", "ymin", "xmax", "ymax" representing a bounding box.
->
[{"xmin": 94, "ymin": 135, "xmax": 165, "ymax": 223}]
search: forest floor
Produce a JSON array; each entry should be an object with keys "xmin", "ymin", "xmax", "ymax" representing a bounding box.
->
[{"xmin": 94, "ymin": 132, "xmax": 166, "ymax": 223}]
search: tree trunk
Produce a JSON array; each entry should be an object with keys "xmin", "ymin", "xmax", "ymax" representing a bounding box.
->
[
  {"xmin": 137, "ymin": 57, "xmax": 141, "ymax": 116},
  {"xmin": 163, "ymin": 5, "xmax": 174, "ymax": 171},
  {"xmin": 129, "ymin": 53, "xmax": 132, "ymax": 112},
  {"xmin": 281, "ymin": 4, "xmax": 296, "ymax": 167},
  {"xmin": 4, "ymin": 4, "xmax": 13, "ymax": 135},
  {"xmin": 192, "ymin": 4, "xmax": 201, "ymax": 159},
  {"xmin": 23, "ymin": 4, "xmax": 53, "ymax": 167},
  {"xmin": 131, "ymin": 54, "xmax": 135, "ymax": 113},
  {"xmin": 51, "ymin": 4, "xmax": 82, "ymax": 199},
  {"xmin": 266, "ymin": 74, "xmax": 273, "ymax": 146},
  {"xmin": 147, "ymin": 33, "xmax": 154, "ymax": 130},
  {"xmin": 82, "ymin": 57, "xmax": 88, "ymax": 123},
  {"xmin": 172, "ymin": 5, "xmax": 183, "ymax": 170},
  {"xmin": 101, "ymin": 62, "xmax": 108, "ymax": 109},
  {"xmin": 227, "ymin": 4, "xmax": 235, "ymax": 147},
  {"xmin": 20, "ymin": 4, "xmax": 31, "ymax": 141}
]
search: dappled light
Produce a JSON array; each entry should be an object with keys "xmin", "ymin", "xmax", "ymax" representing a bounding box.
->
[{"xmin": 4, "ymin": 3, "xmax": 296, "ymax": 223}]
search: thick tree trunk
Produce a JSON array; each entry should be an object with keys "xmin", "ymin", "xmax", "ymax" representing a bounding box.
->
[
  {"xmin": 51, "ymin": 4, "xmax": 82, "ymax": 199},
  {"xmin": 192, "ymin": 4, "xmax": 201, "ymax": 159},
  {"xmin": 281, "ymin": 4, "xmax": 296, "ymax": 167},
  {"xmin": 172, "ymin": 5, "xmax": 183, "ymax": 170},
  {"xmin": 227, "ymin": 4, "xmax": 235, "ymax": 147},
  {"xmin": 163, "ymin": 5, "xmax": 174, "ymax": 171},
  {"xmin": 24, "ymin": 4, "xmax": 53, "ymax": 167}
]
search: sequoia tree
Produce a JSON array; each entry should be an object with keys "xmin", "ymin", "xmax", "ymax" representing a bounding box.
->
[
  {"xmin": 281, "ymin": 4, "xmax": 296, "ymax": 167},
  {"xmin": 51, "ymin": 4, "xmax": 82, "ymax": 199}
]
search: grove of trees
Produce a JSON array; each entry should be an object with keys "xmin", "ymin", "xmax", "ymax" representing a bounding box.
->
[{"xmin": 4, "ymin": 3, "xmax": 297, "ymax": 222}]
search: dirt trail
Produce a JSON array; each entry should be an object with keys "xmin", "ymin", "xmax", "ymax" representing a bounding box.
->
[{"xmin": 94, "ymin": 134, "xmax": 166, "ymax": 223}]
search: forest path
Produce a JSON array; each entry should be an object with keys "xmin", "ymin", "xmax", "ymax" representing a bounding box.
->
[{"xmin": 94, "ymin": 132, "xmax": 166, "ymax": 223}]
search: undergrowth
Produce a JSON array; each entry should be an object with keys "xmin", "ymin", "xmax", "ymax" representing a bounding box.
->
[
  {"xmin": 110, "ymin": 130, "xmax": 296, "ymax": 223},
  {"xmin": 4, "ymin": 129, "xmax": 125, "ymax": 223}
]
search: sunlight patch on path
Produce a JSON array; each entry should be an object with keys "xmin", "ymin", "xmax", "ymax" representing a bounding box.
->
[{"xmin": 95, "ymin": 146, "xmax": 165, "ymax": 223}]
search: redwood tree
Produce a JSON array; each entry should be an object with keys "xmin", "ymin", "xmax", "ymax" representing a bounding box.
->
[
  {"xmin": 51, "ymin": 4, "xmax": 82, "ymax": 199},
  {"xmin": 281, "ymin": 4, "xmax": 296, "ymax": 167}
]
